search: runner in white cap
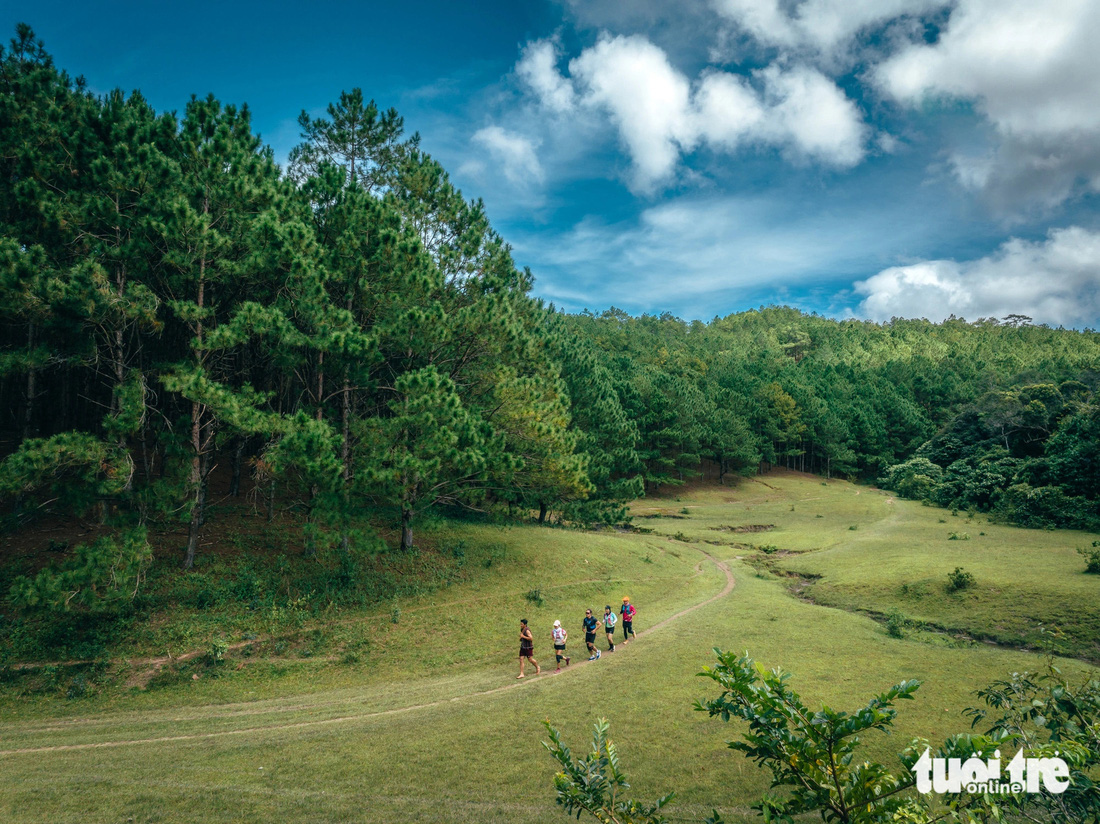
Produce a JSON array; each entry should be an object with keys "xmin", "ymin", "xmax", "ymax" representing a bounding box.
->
[{"xmin": 551, "ymin": 619, "xmax": 570, "ymax": 672}]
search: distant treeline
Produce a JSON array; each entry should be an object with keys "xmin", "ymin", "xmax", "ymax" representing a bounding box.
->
[
  {"xmin": 1, "ymin": 25, "xmax": 1098, "ymax": 613},
  {"xmin": 564, "ymin": 307, "xmax": 1100, "ymax": 531}
]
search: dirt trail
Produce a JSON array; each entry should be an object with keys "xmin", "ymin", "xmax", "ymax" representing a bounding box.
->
[
  {"xmin": 16, "ymin": 552, "xmax": 701, "ymax": 681},
  {"xmin": 0, "ymin": 546, "xmax": 736, "ymax": 757}
]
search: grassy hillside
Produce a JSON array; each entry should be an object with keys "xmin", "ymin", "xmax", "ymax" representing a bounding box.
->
[
  {"xmin": 634, "ymin": 472, "xmax": 1100, "ymax": 660},
  {"xmin": 0, "ymin": 473, "xmax": 1096, "ymax": 823}
]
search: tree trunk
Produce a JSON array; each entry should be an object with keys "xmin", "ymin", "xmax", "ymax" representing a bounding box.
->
[
  {"xmin": 400, "ymin": 507, "xmax": 414, "ymax": 552},
  {"xmin": 230, "ymin": 436, "xmax": 244, "ymax": 497},
  {"xmin": 316, "ymin": 350, "xmax": 324, "ymax": 421},
  {"xmin": 183, "ymin": 408, "xmax": 213, "ymax": 569},
  {"xmin": 265, "ymin": 479, "xmax": 275, "ymax": 522},
  {"xmin": 538, "ymin": 501, "xmax": 548, "ymax": 524},
  {"xmin": 22, "ymin": 322, "xmax": 36, "ymax": 441}
]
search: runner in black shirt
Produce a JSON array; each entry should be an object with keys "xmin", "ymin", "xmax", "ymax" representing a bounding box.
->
[{"xmin": 582, "ymin": 609, "xmax": 600, "ymax": 660}]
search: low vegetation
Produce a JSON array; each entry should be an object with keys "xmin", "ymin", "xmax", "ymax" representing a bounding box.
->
[{"xmin": 0, "ymin": 474, "xmax": 1096, "ymax": 823}]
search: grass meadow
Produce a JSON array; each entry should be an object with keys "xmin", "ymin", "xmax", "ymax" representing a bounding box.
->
[{"xmin": 0, "ymin": 471, "xmax": 1097, "ymax": 823}]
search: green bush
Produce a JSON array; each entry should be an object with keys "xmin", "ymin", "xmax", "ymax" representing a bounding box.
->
[
  {"xmin": 885, "ymin": 608, "xmax": 907, "ymax": 638},
  {"xmin": 209, "ymin": 637, "xmax": 229, "ymax": 664},
  {"xmin": 1078, "ymin": 544, "xmax": 1100, "ymax": 574},
  {"xmin": 545, "ymin": 653, "xmax": 1100, "ymax": 824},
  {"xmin": 946, "ymin": 566, "xmax": 974, "ymax": 592}
]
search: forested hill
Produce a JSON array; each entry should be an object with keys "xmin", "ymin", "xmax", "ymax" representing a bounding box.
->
[
  {"xmin": 563, "ymin": 307, "xmax": 1100, "ymax": 531},
  {"xmin": 1, "ymin": 25, "xmax": 1099, "ymax": 616}
]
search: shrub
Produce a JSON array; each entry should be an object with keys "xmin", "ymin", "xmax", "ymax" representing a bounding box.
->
[
  {"xmin": 544, "ymin": 654, "xmax": 1100, "ymax": 824},
  {"xmin": 946, "ymin": 566, "xmax": 974, "ymax": 592},
  {"xmin": 885, "ymin": 608, "xmax": 907, "ymax": 638},
  {"xmin": 1078, "ymin": 545, "xmax": 1100, "ymax": 575},
  {"xmin": 525, "ymin": 588, "xmax": 544, "ymax": 607}
]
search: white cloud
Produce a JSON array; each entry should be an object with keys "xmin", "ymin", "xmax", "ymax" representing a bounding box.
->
[
  {"xmin": 692, "ymin": 70, "xmax": 764, "ymax": 148},
  {"xmin": 516, "ymin": 34, "xmax": 866, "ymax": 191},
  {"xmin": 876, "ymin": 0, "xmax": 1100, "ymax": 208},
  {"xmin": 512, "ymin": 194, "xmax": 920, "ymax": 316},
  {"xmin": 711, "ymin": 0, "xmax": 950, "ymax": 60},
  {"xmin": 515, "ymin": 39, "xmax": 576, "ymax": 114},
  {"xmin": 471, "ymin": 126, "xmax": 544, "ymax": 186},
  {"xmin": 855, "ymin": 226, "xmax": 1100, "ymax": 327},
  {"xmin": 570, "ymin": 35, "xmax": 696, "ymax": 189},
  {"xmin": 758, "ymin": 64, "xmax": 865, "ymax": 166}
]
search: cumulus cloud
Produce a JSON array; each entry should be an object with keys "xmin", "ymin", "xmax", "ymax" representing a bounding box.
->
[
  {"xmin": 516, "ymin": 33, "xmax": 866, "ymax": 191},
  {"xmin": 757, "ymin": 64, "xmax": 865, "ymax": 166},
  {"xmin": 875, "ymin": 0, "xmax": 1100, "ymax": 209},
  {"xmin": 471, "ymin": 126, "xmax": 544, "ymax": 186},
  {"xmin": 515, "ymin": 39, "xmax": 575, "ymax": 114},
  {"xmin": 569, "ymin": 35, "xmax": 697, "ymax": 188},
  {"xmin": 854, "ymin": 227, "xmax": 1100, "ymax": 327}
]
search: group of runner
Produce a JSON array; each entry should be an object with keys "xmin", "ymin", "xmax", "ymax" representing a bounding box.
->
[{"xmin": 517, "ymin": 597, "xmax": 637, "ymax": 678}]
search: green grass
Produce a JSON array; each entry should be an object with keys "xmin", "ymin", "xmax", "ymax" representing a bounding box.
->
[
  {"xmin": 635, "ymin": 474, "xmax": 1100, "ymax": 659},
  {"xmin": 0, "ymin": 472, "xmax": 1096, "ymax": 823}
]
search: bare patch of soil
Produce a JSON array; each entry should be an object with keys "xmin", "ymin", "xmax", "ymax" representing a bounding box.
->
[{"xmin": 710, "ymin": 524, "xmax": 775, "ymax": 533}]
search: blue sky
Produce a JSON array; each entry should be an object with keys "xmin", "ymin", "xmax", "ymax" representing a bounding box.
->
[{"xmin": 8, "ymin": 0, "xmax": 1100, "ymax": 328}]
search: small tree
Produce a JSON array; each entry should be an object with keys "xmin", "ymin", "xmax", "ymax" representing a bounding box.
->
[
  {"xmin": 695, "ymin": 651, "xmax": 926, "ymax": 823},
  {"xmin": 544, "ymin": 652, "xmax": 1100, "ymax": 824},
  {"xmin": 542, "ymin": 718, "xmax": 676, "ymax": 824},
  {"xmin": 966, "ymin": 662, "xmax": 1100, "ymax": 823}
]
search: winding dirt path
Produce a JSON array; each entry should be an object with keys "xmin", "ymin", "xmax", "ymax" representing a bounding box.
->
[{"xmin": 0, "ymin": 544, "xmax": 736, "ymax": 757}]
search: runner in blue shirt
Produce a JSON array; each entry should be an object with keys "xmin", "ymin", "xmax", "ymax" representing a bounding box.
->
[{"xmin": 602, "ymin": 605, "xmax": 617, "ymax": 652}]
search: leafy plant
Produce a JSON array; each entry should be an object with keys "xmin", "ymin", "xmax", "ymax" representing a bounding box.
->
[
  {"xmin": 886, "ymin": 608, "xmax": 907, "ymax": 638},
  {"xmin": 525, "ymin": 588, "xmax": 544, "ymax": 607},
  {"xmin": 544, "ymin": 653, "xmax": 1100, "ymax": 824},
  {"xmin": 946, "ymin": 566, "xmax": 974, "ymax": 592},
  {"xmin": 695, "ymin": 651, "xmax": 926, "ymax": 823},
  {"xmin": 1079, "ymin": 545, "xmax": 1100, "ymax": 574},
  {"xmin": 965, "ymin": 662, "xmax": 1100, "ymax": 823},
  {"xmin": 542, "ymin": 718, "xmax": 676, "ymax": 824}
]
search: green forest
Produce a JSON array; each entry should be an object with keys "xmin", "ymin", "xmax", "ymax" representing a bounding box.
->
[{"xmin": 2, "ymin": 22, "xmax": 1099, "ymax": 627}]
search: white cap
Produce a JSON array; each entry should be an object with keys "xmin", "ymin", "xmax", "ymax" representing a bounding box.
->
[{"xmin": 553, "ymin": 619, "xmax": 561, "ymax": 627}]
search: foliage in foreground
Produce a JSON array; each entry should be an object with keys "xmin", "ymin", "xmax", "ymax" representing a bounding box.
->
[
  {"xmin": 543, "ymin": 718, "xmax": 676, "ymax": 824},
  {"xmin": 545, "ymin": 651, "xmax": 1100, "ymax": 824}
]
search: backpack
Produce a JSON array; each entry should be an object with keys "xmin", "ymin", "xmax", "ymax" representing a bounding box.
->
[
  {"xmin": 623, "ymin": 603, "xmax": 636, "ymax": 621},
  {"xmin": 604, "ymin": 612, "xmax": 617, "ymax": 628}
]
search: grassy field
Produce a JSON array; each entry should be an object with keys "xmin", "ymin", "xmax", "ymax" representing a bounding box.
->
[
  {"xmin": 1, "ymin": 471, "xmax": 1097, "ymax": 823},
  {"xmin": 633, "ymin": 473, "xmax": 1100, "ymax": 660}
]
